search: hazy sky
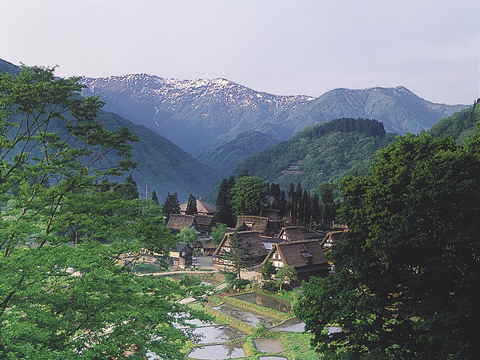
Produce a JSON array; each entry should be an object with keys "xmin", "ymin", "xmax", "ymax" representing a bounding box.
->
[{"xmin": 1, "ymin": 0, "xmax": 478, "ymax": 104}]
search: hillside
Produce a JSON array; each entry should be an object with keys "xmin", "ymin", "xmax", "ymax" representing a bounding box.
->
[
  {"xmin": 0, "ymin": 59, "xmax": 221, "ymax": 202},
  {"xmin": 427, "ymin": 99, "xmax": 480, "ymax": 143},
  {"xmin": 79, "ymin": 75, "xmax": 467, "ymax": 163},
  {"xmin": 93, "ymin": 111, "xmax": 221, "ymax": 202},
  {"xmin": 197, "ymin": 130, "xmax": 280, "ymax": 177},
  {"xmin": 230, "ymin": 118, "xmax": 397, "ymax": 192},
  {"xmin": 80, "ymin": 74, "xmax": 312, "ymax": 157}
]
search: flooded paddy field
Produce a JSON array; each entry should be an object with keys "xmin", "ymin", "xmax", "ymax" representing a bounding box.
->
[
  {"xmin": 211, "ymin": 302, "xmax": 281, "ymax": 328},
  {"xmin": 187, "ymin": 343, "xmax": 245, "ymax": 359},
  {"xmin": 231, "ymin": 292, "xmax": 291, "ymax": 313}
]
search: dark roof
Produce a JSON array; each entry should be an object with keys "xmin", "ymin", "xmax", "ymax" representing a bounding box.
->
[
  {"xmin": 171, "ymin": 243, "xmax": 192, "ymax": 252},
  {"xmin": 319, "ymin": 230, "xmax": 347, "ymax": 248},
  {"xmin": 260, "ymin": 209, "xmax": 282, "ymax": 223},
  {"xmin": 235, "ymin": 215, "xmax": 269, "ymax": 234},
  {"xmin": 277, "ymin": 227, "xmax": 305, "ymax": 242},
  {"xmin": 194, "ymin": 214, "xmax": 215, "ymax": 226},
  {"xmin": 268, "ymin": 240, "xmax": 328, "ymax": 269},
  {"xmin": 213, "ymin": 231, "xmax": 268, "ymax": 258},
  {"xmin": 166, "ymin": 214, "xmax": 196, "ymax": 231}
]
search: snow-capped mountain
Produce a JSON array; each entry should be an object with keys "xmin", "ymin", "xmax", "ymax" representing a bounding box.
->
[
  {"xmin": 80, "ymin": 74, "xmax": 313, "ymax": 156},
  {"xmin": 80, "ymin": 74, "xmax": 469, "ymax": 161}
]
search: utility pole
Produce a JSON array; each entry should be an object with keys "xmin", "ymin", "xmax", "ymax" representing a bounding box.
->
[{"xmin": 145, "ymin": 184, "xmax": 148, "ymax": 199}]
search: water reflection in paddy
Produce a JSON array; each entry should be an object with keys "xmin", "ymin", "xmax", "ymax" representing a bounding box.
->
[
  {"xmin": 270, "ymin": 317, "xmax": 305, "ymax": 332},
  {"xmin": 193, "ymin": 324, "xmax": 244, "ymax": 344},
  {"xmin": 212, "ymin": 302, "xmax": 280, "ymax": 327},
  {"xmin": 231, "ymin": 292, "xmax": 291, "ymax": 313},
  {"xmin": 187, "ymin": 344, "xmax": 245, "ymax": 359}
]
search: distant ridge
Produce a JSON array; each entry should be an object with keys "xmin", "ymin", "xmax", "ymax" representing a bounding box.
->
[
  {"xmin": 0, "ymin": 59, "xmax": 221, "ymax": 202},
  {"xmin": 80, "ymin": 74, "xmax": 468, "ymax": 163}
]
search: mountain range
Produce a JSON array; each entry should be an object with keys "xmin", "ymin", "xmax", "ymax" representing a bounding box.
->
[
  {"xmin": 79, "ymin": 74, "xmax": 468, "ymax": 176},
  {"xmin": 0, "ymin": 59, "xmax": 221, "ymax": 203},
  {"xmin": 2, "ymin": 58, "xmax": 472, "ymax": 201}
]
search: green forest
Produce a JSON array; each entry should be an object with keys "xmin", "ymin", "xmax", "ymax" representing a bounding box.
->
[{"xmin": 229, "ymin": 118, "xmax": 397, "ymax": 192}]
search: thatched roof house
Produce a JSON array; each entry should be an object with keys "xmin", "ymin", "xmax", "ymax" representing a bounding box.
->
[
  {"xmin": 179, "ymin": 198, "xmax": 216, "ymax": 215},
  {"xmin": 235, "ymin": 215, "xmax": 269, "ymax": 234},
  {"xmin": 320, "ymin": 230, "xmax": 347, "ymax": 250},
  {"xmin": 260, "ymin": 209, "xmax": 283, "ymax": 230},
  {"xmin": 259, "ymin": 240, "xmax": 329, "ymax": 280},
  {"xmin": 169, "ymin": 243, "xmax": 193, "ymax": 269},
  {"xmin": 167, "ymin": 214, "xmax": 195, "ymax": 234},
  {"xmin": 166, "ymin": 214, "xmax": 215, "ymax": 235},
  {"xmin": 193, "ymin": 214, "xmax": 215, "ymax": 234},
  {"xmin": 277, "ymin": 226, "xmax": 305, "ymax": 242},
  {"xmin": 213, "ymin": 231, "xmax": 269, "ymax": 266}
]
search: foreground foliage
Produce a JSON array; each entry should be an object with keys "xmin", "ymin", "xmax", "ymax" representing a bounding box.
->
[
  {"xmin": 0, "ymin": 66, "xmax": 207, "ymax": 359},
  {"xmin": 296, "ymin": 132, "xmax": 480, "ymax": 359}
]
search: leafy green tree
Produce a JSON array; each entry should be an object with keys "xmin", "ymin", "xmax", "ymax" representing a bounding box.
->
[
  {"xmin": 296, "ymin": 132, "xmax": 480, "ymax": 359},
  {"xmin": 185, "ymin": 193, "xmax": 198, "ymax": 215},
  {"xmin": 230, "ymin": 176, "xmax": 268, "ymax": 217},
  {"xmin": 276, "ymin": 265, "xmax": 298, "ymax": 291},
  {"xmin": 317, "ymin": 182, "xmax": 337, "ymax": 225},
  {"xmin": 0, "ymin": 66, "xmax": 207, "ymax": 359},
  {"xmin": 210, "ymin": 223, "xmax": 227, "ymax": 245},
  {"xmin": 177, "ymin": 227, "xmax": 199, "ymax": 245},
  {"xmin": 261, "ymin": 260, "xmax": 277, "ymax": 281}
]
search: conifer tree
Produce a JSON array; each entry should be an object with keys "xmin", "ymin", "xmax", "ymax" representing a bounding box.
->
[
  {"xmin": 296, "ymin": 182, "xmax": 303, "ymax": 224},
  {"xmin": 122, "ymin": 173, "xmax": 140, "ymax": 200},
  {"xmin": 185, "ymin": 194, "xmax": 197, "ymax": 215},
  {"xmin": 163, "ymin": 192, "xmax": 180, "ymax": 224},
  {"xmin": 151, "ymin": 189, "xmax": 159, "ymax": 203},
  {"xmin": 215, "ymin": 178, "xmax": 235, "ymax": 227}
]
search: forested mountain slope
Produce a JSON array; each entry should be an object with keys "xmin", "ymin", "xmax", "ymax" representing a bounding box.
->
[
  {"xmin": 197, "ymin": 130, "xmax": 280, "ymax": 177},
  {"xmin": 0, "ymin": 59, "xmax": 221, "ymax": 202},
  {"xmin": 259, "ymin": 86, "xmax": 468, "ymax": 139},
  {"xmin": 427, "ymin": 99, "xmax": 480, "ymax": 143},
  {"xmin": 231, "ymin": 118, "xmax": 397, "ymax": 191}
]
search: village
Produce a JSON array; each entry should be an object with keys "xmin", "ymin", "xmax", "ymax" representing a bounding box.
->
[{"xmin": 128, "ymin": 197, "xmax": 346, "ymax": 286}]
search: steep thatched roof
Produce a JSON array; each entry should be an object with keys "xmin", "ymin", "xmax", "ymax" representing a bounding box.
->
[
  {"xmin": 235, "ymin": 215, "xmax": 269, "ymax": 234},
  {"xmin": 320, "ymin": 230, "xmax": 347, "ymax": 249},
  {"xmin": 166, "ymin": 214, "xmax": 195, "ymax": 232},
  {"xmin": 213, "ymin": 231, "xmax": 268, "ymax": 259},
  {"xmin": 194, "ymin": 214, "xmax": 215, "ymax": 226},
  {"xmin": 260, "ymin": 209, "xmax": 282, "ymax": 223},
  {"xmin": 277, "ymin": 226, "xmax": 305, "ymax": 242},
  {"xmin": 264, "ymin": 240, "xmax": 328, "ymax": 269}
]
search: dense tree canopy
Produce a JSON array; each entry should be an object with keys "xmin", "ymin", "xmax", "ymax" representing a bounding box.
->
[
  {"xmin": 0, "ymin": 66, "xmax": 207, "ymax": 359},
  {"xmin": 230, "ymin": 176, "xmax": 268, "ymax": 217},
  {"xmin": 296, "ymin": 132, "xmax": 480, "ymax": 359}
]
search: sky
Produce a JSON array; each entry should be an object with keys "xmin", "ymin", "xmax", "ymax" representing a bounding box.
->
[{"xmin": 1, "ymin": 0, "xmax": 479, "ymax": 105}]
